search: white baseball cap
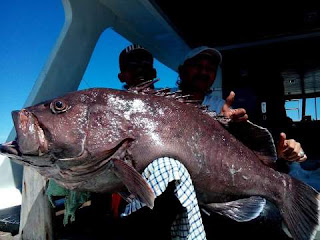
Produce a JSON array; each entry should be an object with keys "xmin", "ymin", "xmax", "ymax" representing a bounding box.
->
[{"xmin": 182, "ymin": 46, "xmax": 222, "ymax": 65}]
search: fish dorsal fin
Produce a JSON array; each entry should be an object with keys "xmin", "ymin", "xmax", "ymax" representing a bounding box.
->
[
  {"xmin": 128, "ymin": 79, "xmax": 160, "ymax": 93},
  {"xmin": 201, "ymin": 196, "xmax": 266, "ymax": 222},
  {"xmin": 154, "ymin": 89, "xmax": 195, "ymax": 102},
  {"xmin": 137, "ymin": 86, "xmax": 204, "ymax": 105},
  {"xmin": 128, "ymin": 82, "xmax": 211, "ymax": 108},
  {"xmin": 154, "ymin": 87, "xmax": 171, "ymax": 95},
  {"xmin": 225, "ymin": 120, "xmax": 278, "ymax": 166}
]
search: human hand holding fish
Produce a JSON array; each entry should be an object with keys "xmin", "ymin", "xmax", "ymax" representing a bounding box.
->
[{"xmin": 277, "ymin": 132, "xmax": 307, "ymax": 162}]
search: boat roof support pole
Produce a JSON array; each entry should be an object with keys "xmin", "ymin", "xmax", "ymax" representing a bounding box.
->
[{"xmin": 17, "ymin": 0, "xmax": 116, "ymax": 238}]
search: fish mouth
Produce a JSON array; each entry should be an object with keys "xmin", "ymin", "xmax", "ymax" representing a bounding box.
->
[
  {"xmin": 11, "ymin": 109, "xmax": 49, "ymax": 157},
  {"xmin": 0, "ymin": 140, "xmax": 54, "ymax": 169},
  {"xmin": 0, "ymin": 141, "xmax": 22, "ymax": 157}
]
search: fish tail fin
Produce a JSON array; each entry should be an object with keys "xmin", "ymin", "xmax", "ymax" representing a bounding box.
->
[{"xmin": 281, "ymin": 178, "xmax": 320, "ymax": 240}]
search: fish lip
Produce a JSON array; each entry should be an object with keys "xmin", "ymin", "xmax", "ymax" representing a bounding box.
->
[
  {"xmin": 0, "ymin": 141, "xmax": 53, "ymax": 168},
  {"xmin": 12, "ymin": 109, "xmax": 49, "ymax": 156},
  {"xmin": 0, "ymin": 141, "xmax": 21, "ymax": 156}
]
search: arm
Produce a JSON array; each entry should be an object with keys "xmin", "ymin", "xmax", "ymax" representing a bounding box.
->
[{"xmin": 222, "ymin": 92, "xmax": 307, "ymax": 163}]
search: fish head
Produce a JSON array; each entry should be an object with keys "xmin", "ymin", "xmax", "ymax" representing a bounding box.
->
[
  {"xmin": 0, "ymin": 89, "xmax": 133, "ymax": 178},
  {"xmin": 22, "ymin": 97, "xmax": 88, "ymax": 158},
  {"xmin": 1, "ymin": 92, "xmax": 90, "ymax": 171}
]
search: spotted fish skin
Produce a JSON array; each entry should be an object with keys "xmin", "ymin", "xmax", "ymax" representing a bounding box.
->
[{"xmin": 1, "ymin": 87, "xmax": 319, "ymax": 240}]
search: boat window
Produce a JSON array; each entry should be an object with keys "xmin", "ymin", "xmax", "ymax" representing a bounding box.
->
[
  {"xmin": 305, "ymin": 97, "xmax": 320, "ymax": 120},
  {"xmin": 285, "ymin": 99, "xmax": 302, "ymax": 121},
  {"xmin": 285, "ymin": 97, "xmax": 320, "ymax": 121}
]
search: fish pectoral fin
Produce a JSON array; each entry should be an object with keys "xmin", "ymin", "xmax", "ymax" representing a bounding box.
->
[
  {"xmin": 111, "ymin": 158, "xmax": 155, "ymax": 209},
  {"xmin": 201, "ymin": 196, "xmax": 266, "ymax": 222}
]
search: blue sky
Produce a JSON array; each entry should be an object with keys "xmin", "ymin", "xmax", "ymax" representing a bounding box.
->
[{"xmin": 0, "ymin": 0, "xmax": 178, "ymax": 144}]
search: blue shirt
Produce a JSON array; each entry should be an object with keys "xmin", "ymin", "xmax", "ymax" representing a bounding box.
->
[{"xmin": 202, "ymin": 94, "xmax": 225, "ymax": 113}]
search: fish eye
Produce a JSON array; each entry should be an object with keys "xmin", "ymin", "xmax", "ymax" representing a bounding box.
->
[
  {"xmin": 50, "ymin": 100, "xmax": 70, "ymax": 114},
  {"xmin": 55, "ymin": 101, "xmax": 64, "ymax": 110}
]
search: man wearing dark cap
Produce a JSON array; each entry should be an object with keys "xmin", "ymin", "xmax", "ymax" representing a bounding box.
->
[{"xmin": 118, "ymin": 44, "xmax": 156, "ymax": 89}]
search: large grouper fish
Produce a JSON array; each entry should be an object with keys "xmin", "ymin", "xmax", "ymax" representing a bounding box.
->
[{"xmin": 1, "ymin": 86, "xmax": 319, "ymax": 240}]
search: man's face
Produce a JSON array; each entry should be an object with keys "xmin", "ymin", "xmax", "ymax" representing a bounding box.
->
[
  {"xmin": 124, "ymin": 61, "xmax": 153, "ymax": 87},
  {"xmin": 181, "ymin": 56, "xmax": 218, "ymax": 94}
]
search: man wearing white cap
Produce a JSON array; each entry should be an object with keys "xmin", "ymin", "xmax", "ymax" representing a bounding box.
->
[
  {"xmin": 177, "ymin": 46, "xmax": 308, "ymax": 239},
  {"xmin": 177, "ymin": 46, "xmax": 307, "ymax": 163}
]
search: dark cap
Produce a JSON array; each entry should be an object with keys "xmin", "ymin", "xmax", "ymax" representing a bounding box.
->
[{"xmin": 119, "ymin": 44, "xmax": 153, "ymax": 72}]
